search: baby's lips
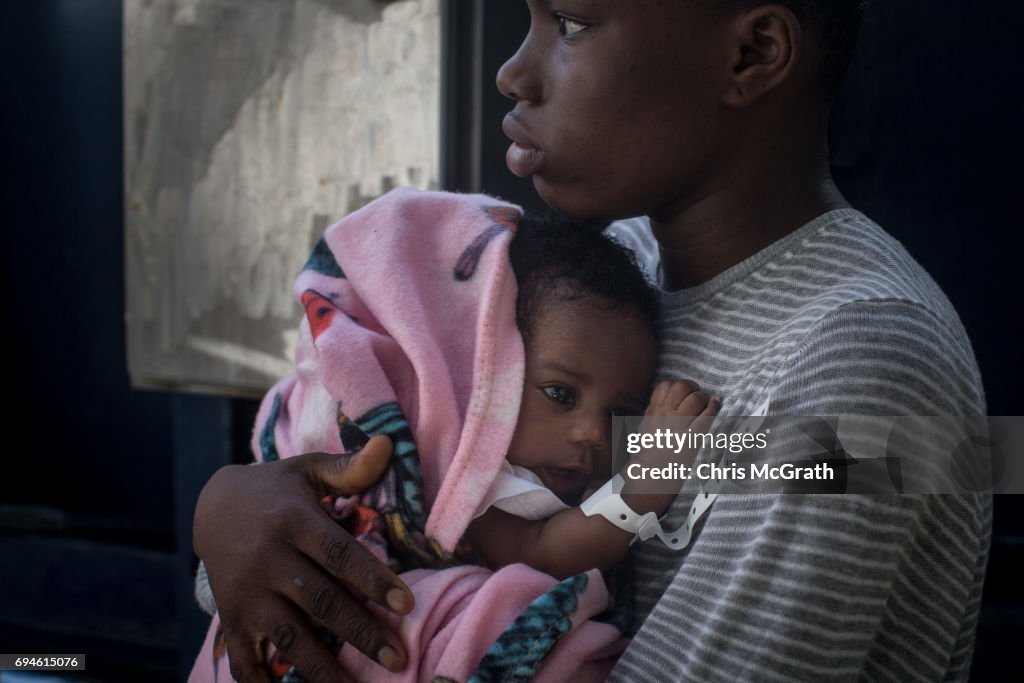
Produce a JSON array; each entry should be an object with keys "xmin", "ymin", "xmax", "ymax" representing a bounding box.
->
[{"xmin": 538, "ymin": 466, "xmax": 590, "ymax": 505}]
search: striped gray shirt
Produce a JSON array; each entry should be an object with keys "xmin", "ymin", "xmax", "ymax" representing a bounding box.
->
[{"xmin": 606, "ymin": 210, "xmax": 991, "ymax": 682}]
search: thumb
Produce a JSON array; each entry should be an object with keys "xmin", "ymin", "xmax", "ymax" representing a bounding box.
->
[{"xmin": 308, "ymin": 435, "xmax": 394, "ymax": 495}]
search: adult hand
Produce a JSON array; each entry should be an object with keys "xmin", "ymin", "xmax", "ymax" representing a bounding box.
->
[{"xmin": 193, "ymin": 435, "xmax": 414, "ymax": 683}]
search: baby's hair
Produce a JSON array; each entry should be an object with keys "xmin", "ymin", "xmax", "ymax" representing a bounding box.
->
[{"xmin": 508, "ymin": 211, "xmax": 659, "ymax": 346}]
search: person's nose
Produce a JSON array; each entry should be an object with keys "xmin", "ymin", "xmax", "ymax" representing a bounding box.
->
[{"xmin": 495, "ymin": 32, "xmax": 542, "ymax": 104}]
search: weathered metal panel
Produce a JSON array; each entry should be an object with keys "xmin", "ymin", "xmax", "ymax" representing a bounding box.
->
[{"xmin": 124, "ymin": 0, "xmax": 441, "ymax": 395}]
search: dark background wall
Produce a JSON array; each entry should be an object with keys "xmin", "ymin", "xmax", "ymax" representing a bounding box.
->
[{"xmin": 1, "ymin": 1, "xmax": 1020, "ymax": 681}]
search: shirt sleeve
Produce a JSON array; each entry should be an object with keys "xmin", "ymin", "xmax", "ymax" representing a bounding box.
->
[
  {"xmin": 472, "ymin": 460, "xmax": 569, "ymax": 521},
  {"xmin": 604, "ymin": 217, "xmax": 659, "ymax": 283}
]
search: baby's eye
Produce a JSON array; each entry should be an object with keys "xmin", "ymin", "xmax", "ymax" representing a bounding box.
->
[
  {"xmin": 555, "ymin": 14, "xmax": 587, "ymax": 37},
  {"xmin": 543, "ymin": 385, "xmax": 576, "ymax": 406}
]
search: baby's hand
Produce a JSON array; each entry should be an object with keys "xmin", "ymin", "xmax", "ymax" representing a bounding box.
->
[
  {"xmin": 632, "ymin": 381, "xmax": 721, "ymax": 473},
  {"xmin": 645, "ymin": 379, "xmax": 721, "ymax": 419}
]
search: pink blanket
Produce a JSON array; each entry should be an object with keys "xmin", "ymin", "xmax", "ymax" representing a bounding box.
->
[{"xmin": 189, "ymin": 188, "xmax": 626, "ymax": 682}]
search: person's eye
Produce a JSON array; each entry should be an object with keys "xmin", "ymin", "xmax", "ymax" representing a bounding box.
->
[
  {"xmin": 542, "ymin": 385, "xmax": 576, "ymax": 406},
  {"xmin": 554, "ymin": 14, "xmax": 588, "ymax": 37}
]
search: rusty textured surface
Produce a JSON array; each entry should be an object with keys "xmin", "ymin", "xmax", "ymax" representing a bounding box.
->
[{"xmin": 125, "ymin": 0, "xmax": 440, "ymax": 394}]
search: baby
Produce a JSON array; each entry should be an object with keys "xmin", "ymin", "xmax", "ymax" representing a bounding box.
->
[
  {"xmin": 467, "ymin": 211, "xmax": 720, "ymax": 579},
  {"xmin": 191, "ymin": 189, "xmax": 718, "ymax": 682}
]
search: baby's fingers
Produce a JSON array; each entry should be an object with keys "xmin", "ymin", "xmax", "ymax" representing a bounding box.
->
[
  {"xmin": 690, "ymin": 396, "xmax": 722, "ymax": 434},
  {"xmin": 674, "ymin": 390, "xmax": 713, "ymax": 417},
  {"xmin": 704, "ymin": 395, "xmax": 720, "ymax": 417},
  {"xmin": 703, "ymin": 396, "xmax": 723, "ymax": 416},
  {"xmin": 646, "ymin": 380, "xmax": 701, "ymax": 415}
]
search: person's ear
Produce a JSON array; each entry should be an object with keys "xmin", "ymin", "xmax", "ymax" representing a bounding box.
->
[{"xmin": 722, "ymin": 4, "xmax": 801, "ymax": 108}]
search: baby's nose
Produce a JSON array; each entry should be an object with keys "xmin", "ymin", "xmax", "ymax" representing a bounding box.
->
[{"xmin": 570, "ymin": 412, "xmax": 610, "ymax": 453}]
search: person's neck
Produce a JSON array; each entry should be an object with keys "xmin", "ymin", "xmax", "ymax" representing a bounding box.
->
[{"xmin": 651, "ymin": 128, "xmax": 849, "ymax": 291}]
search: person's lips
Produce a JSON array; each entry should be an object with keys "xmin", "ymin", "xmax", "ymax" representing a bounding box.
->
[{"xmin": 502, "ymin": 113, "xmax": 544, "ymax": 178}]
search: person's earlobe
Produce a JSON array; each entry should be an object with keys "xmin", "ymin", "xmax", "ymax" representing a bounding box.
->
[{"xmin": 722, "ymin": 4, "xmax": 800, "ymax": 108}]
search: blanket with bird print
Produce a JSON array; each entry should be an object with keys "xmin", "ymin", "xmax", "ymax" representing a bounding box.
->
[{"xmin": 188, "ymin": 188, "xmax": 626, "ymax": 683}]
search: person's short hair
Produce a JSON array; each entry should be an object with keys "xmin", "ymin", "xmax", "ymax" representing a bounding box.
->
[
  {"xmin": 713, "ymin": 0, "xmax": 867, "ymax": 98},
  {"xmin": 508, "ymin": 212, "xmax": 659, "ymax": 346}
]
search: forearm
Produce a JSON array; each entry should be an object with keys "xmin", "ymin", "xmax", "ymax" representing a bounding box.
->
[
  {"xmin": 619, "ymin": 455, "xmax": 680, "ymax": 520},
  {"xmin": 467, "ymin": 482, "xmax": 677, "ymax": 579},
  {"xmin": 468, "ymin": 505, "xmax": 629, "ymax": 578}
]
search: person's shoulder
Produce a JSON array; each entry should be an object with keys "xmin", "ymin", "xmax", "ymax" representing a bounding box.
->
[
  {"xmin": 607, "ymin": 209, "xmax": 960, "ymax": 320},
  {"xmin": 756, "ymin": 210, "xmax": 986, "ymax": 415},
  {"xmin": 774, "ymin": 296, "xmax": 985, "ymax": 414},
  {"xmin": 797, "ymin": 211, "xmax": 978, "ymax": 367},
  {"xmin": 771, "ymin": 296, "xmax": 985, "ymax": 417},
  {"xmin": 796, "ymin": 209, "xmax": 956, "ymax": 314}
]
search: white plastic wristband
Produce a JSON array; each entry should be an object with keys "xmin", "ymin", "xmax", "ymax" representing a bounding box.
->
[
  {"xmin": 580, "ymin": 475, "xmax": 662, "ymax": 545},
  {"xmin": 580, "ymin": 474, "xmax": 718, "ymax": 551}
]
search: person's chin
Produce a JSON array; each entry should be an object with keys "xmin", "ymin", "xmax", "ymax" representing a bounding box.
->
[{"xmin": 532, "ymin": 176, "xmax": 619, "ymax": 223}]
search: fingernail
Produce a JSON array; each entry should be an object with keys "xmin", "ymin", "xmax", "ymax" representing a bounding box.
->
[
  {"xmin": 386, "ymin": 586, "xmax": 412, "ymax": 613},
  {"xmin": 378, "ymin": 645, "xmax": 402, "ymax": 671}
]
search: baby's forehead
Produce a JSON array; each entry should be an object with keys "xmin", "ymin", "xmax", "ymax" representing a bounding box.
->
[
  {"xmin": 524, "ymin": 314, "xmax": 648, "ymax": 375},
  {"xmin": 524, "ymin": 339, "xmax": 583, "ymax": 373}
]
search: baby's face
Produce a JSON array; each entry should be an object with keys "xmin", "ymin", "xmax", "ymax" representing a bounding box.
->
[{"xmin": 507, "ymin": 295, "xmax": 655, "ymax": 505}]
